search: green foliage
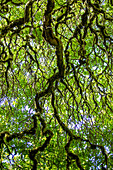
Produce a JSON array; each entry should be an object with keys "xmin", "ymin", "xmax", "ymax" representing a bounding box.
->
[{"xmin": 0, "ymin": 0, "xmax": 113, "ymax": 169}]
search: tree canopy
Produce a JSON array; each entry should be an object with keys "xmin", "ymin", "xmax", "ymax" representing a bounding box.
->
[{"xmin": 0, "ymin": 0, "xmax": 113, "ymax": 169}]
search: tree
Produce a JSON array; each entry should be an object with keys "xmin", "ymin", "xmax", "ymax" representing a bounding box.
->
[{"xmin": 0, "ymin": 0, "xmax": 113, "ymax": 169}]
